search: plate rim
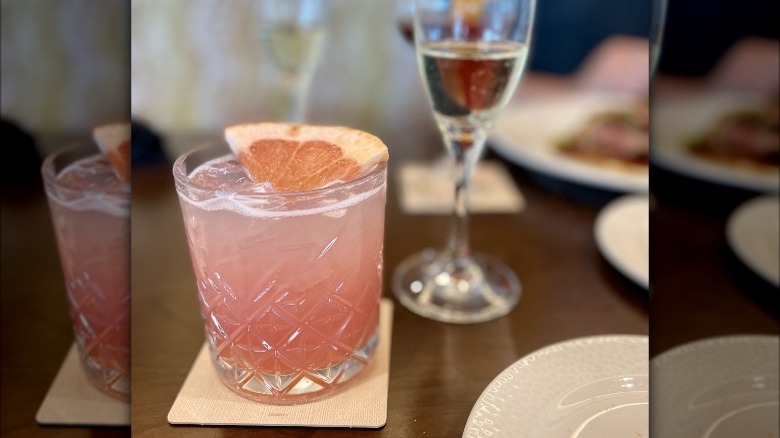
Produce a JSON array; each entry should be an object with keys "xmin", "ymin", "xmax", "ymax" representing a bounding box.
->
[
  {"xmin": 650, "ymin": 334, "xmax": 779, "ymax": 436},
  {"xmin": 725, "ymin": 195, "xmax": 780, "ymax": 287},
  {"xmin": 593, "ymin": 194, "xmax": 650, "ymax": 289},
  {"xmin": 463, "ymin": 334, "xmax": 649, "ymax": 438}
]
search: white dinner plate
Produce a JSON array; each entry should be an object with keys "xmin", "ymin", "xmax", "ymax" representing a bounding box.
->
[
  {"xmin": 652, "ymin": 93, "xmax": 779, "ymax": 192},
  {"xmin": 490, "ymin": 93, "xmax": 648, "ymax": 193},
  {"xmin": 594, "ymin": 194, "xmax": 649, "ymax": 289},
  {"xmin": 464, "ymin": 335, "xmax": 648, "ymax": 438},
  {"xmin": 726, "ymin": 195, "xmax": 780, "ymax": 286},
  {"xmin": 651, "ymin": 335, "xmax": 779, "ymax": 438}
]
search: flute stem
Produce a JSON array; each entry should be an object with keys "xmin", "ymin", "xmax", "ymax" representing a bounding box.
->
[
  {"xmin": 281, "ymin": 72, "xmax": 311, "ymax": 123},
  {"xmin": 445, "ymin": 127, "xmax": 487, "ymax": 271}
]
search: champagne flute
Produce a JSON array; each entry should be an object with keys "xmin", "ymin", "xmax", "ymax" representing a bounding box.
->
[
  {"xmin": 393, "ymin": 0, "xmax": 535, "ymax": 323},
  {"xmin": 258, "ymin": 0, "xmax": 328, "ymax": 123}
]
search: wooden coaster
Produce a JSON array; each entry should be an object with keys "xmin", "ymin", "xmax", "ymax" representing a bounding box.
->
[
  {"xmin": 36, "ymin": 343, "xmax": 130, "ymax": 426},
  {"xmin": 168, "ymin": 299, "xmax": 393, "ymax": 428},
  {"xmin": 398, "ymin": 161, "xmax": 525, "ymax": 214}
]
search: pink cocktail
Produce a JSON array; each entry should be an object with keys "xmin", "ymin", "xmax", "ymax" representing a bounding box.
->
[
  {"xmin": 42, "ymin": 144, "xmax": 130, "ymax": 400},
  {"xmin": 174, "ymin": 143, "xmax": 387, "ymax": 403}
]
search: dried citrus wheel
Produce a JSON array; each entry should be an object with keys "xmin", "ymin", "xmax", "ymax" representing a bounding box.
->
[
  {"xmin": 225, "ymin": 123, "xmax": 389, "ymax": 191},
  {"xmin": 93, "ymin": 123, "xmax": 131, "ymax": 183}
]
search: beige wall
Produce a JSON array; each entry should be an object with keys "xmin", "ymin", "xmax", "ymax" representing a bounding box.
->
[
  {"xmin": 2, "ymin": 0, "xmax": 436, "ymax": 158},
  {"xmin": 1, "ymin": 0, "xmax": 129, "ymax": 153},
  {"xmin": 131, "ymin": 0, "xmax": 435, "ymax": 158}
]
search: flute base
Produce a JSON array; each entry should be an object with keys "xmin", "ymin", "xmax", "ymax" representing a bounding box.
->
[{"xmin": 392, "ymin": 248, "xmax": 521, "ymax": 324}]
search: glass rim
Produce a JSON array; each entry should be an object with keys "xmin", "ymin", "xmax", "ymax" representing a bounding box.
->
[
  {"xmin": 41, "ymin": 142, "xmax": 103, "ymax": 191},
  {"xmin": 173, "ymin": 141, "xmax": 388, "ymax": 199}
]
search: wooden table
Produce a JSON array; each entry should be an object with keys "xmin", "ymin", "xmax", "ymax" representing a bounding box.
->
[
  {"xmin": 3, "ymin": 129, "xmax": 775, "ymax": 437},
  {"xmin": 650, "ymin": 165, "xmax": 779, "ymax": 356},
  {"xmin": 128, "ymin": 130, "xmax": 649, "ymax": 437}
]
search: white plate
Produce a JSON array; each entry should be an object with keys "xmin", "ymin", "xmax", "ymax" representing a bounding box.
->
[
  {"xmin": 464, "ymin": 335, "xmax": 648, "ymax": 438},
  {"xmin": 594, "ymin": 194, "xmax": 650, "ymax": 289},
  {"xmin": 726, "ymin": 196, "xmax": 780, "ymax": 286},
  {"xmin": 651, "ymin": 335, "xmax": 779, "ymax": 438},
  {"xmin": 490, "ymin": 93, "xmax": 648, "ymax": 193},
  {"xmin": 652, "ymin": 93, "xmax": 780, "ymax": 192}
]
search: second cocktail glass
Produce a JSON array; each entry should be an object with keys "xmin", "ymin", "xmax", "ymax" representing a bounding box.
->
[
  {"xmin": 42, "ymin": 143, "xmax": 131, "ymax": 400},
  {"xmin": 393, "ymin": 0, "xmax": 535, "ymax": 324},
  {"xmin": 174, "ymin": 142, "xmax": 387, "ymax": 404}
]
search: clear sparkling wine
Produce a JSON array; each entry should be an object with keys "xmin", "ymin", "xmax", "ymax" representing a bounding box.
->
[
  {"xmin": 419, "ymin": 40, "xmax": 529, "ymax": 130},
  {"xmin": 262, "ymin": 24, "xmax": 325, "ymax": 76}
]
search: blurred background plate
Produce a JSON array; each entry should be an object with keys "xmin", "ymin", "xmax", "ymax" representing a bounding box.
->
[
  {"xmin": 490, "ymin": 93, "xmax": 648, "ymax": 193},
  {"xmin": 652, "ymin": 93, "xmax": 779, "ymax": 193},
  {"xmin": 726, "ymin": 195, "xmax": 780, "ymax": 287},
  {"xmin": 594, "ymin": 194, "xmax": 649, "ymax": 289}
]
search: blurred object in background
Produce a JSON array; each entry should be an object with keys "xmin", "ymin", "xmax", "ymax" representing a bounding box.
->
[
  {"xmin": 131, "ymin": 0, "xmax": 434, "ymax": 160},
  {"xmin": 655, "ymin": 0, "xmax": 778, "ymax": 94},
  {"xmin": 657, "ymin": 0, "xmax": 778, "ymax": 81},
  {"xmin": 131, "ymin": 120, "xmax": 167, "ymax": 167},
  {"xmin": 1, "ymin": 0, "xmax": 129, "ymax": 157},
  {"xmin": 651, "ymin": 0, "xmax": 779, "ymax": 434},
  {"xmin": 706, "ymin": 37, "xmax": 779, "ymax": 93},
  {"xmin": 518, "ymin": 0, "xmax": 650, "ymax": 97},
  {"xmin": 1, "ymin": 0, "xmax": 132, "ymax": 432},
  {"xmin": 573, "ymin": 35, "xmax": 649, "ymax": 95},
  {"xmin": 529, "ymin": 0, "xmax": 648, "ymax": 76},
  {"xmin": 489, "ymin": 0, "xmax": 651, "ymax": 203},
  {"xmin": 258, "ymin": 0, "xmax": 329, "ymax": 123},
  {"xmin": 651, "ymin": 0, "xmax": 778, "ymax": 204},
  {"xmin": 0, "ymin": 119, "xmax": 41, "ymax": 198}
]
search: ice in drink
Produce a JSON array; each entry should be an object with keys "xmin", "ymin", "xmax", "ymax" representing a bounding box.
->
[
  {"xmin": 42, "ymin": 146, "xmax": 130, "ymax": 400},
  {"xmin": 174, "ymin": 145, "xmax": 386, "ymax": 403}
]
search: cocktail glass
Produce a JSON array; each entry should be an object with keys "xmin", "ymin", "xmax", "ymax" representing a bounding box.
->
[
  {"xmin": 173, "ymin": 142, "xmax": 387, "ymax": 404},
  {"xmin": 42, "ymin": 142, "xmax": 131, "ymax": 401}
]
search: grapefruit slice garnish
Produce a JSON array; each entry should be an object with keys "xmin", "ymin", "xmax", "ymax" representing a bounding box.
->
[
  {"xmin": 225, "ymin": 123, "xmax": 389, "ymax": 191},
  {"xmin": 93, "ymin": 123, "xmax": 131, "ymax": 183}
]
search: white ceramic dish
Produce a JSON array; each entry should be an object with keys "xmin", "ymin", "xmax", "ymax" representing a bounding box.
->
[
  {"xmin": 652, "ymin": 93, "xmax": 779, "ymax": 192},
  {"xmin": 464, "ymin": 335, "xmax": 648, "ymax": 438},
  {"xmin": 651, "ymin": 335, "xmax": 779, "ymax": 438},
  {"xmin": 490, "ymin": 93, "xmax": 648, "ymax": 193},
  {"xmin": 726, "ymin": 195, "xmax": 780, "ymax": 286},
  {"xmin": 594, "ymin": 194, "xmax": 649, "ymax": 289}
]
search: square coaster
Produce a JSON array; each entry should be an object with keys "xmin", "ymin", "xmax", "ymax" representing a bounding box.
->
[
  {"xmin": 398, "ymin": 160, "xmax": 525, "ymax": 215},
  {"xmin": 36, "ymin": 343, "xmax": 130, "ymax": 426},
  {"xmin": 167, "ymin": 299, "xmax": 394, "ymax": 428}
]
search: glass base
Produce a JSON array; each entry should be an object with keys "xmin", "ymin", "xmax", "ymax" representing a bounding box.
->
[
  {"xmin": 211, "ymin": 330, "xmax": 378, "ymax": 405},
  {"xmin": 80, "ymin": 355, "xmax": 130, "ymax": 401},
  {"xmin": 393, "ymin": 248, "xmax": 521, "ymax": 324}
]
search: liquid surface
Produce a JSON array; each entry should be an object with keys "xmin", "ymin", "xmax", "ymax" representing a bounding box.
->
[{"xmin": 419, "ymin": 40, "xmax": 528, "ymax": 124}]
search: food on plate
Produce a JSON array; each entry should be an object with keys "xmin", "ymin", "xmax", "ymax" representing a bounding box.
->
[
  {"xmin": 688, "ymin": 100, "xmax": 779, "ymax": 170},
  {"xmin": 557, "ymin": 102, "xmax": 648, "ymax": 168}
]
